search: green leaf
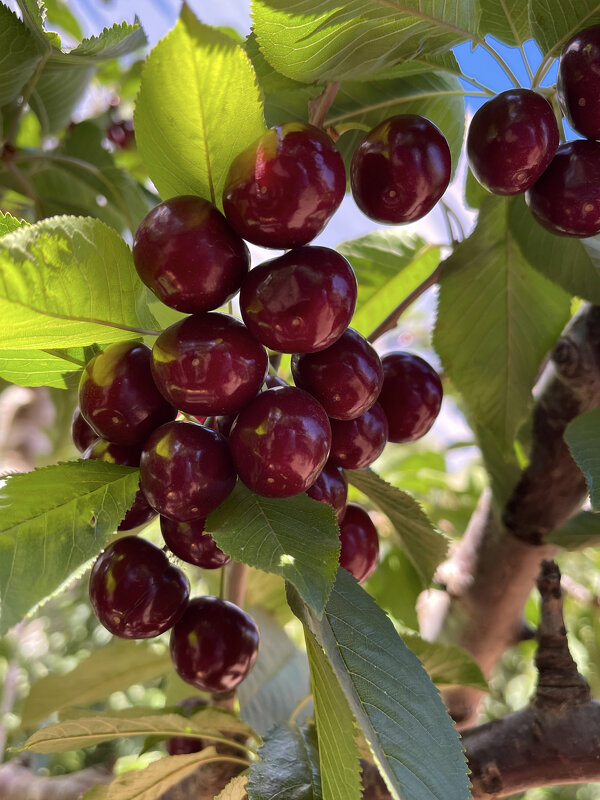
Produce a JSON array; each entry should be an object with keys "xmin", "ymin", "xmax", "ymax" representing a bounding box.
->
[
  {"xmin": 69, "ymin": 20, "xmax": 146, "ymax": 60},
  {"xmin": 289, "ymin": 569, "xmax": 470, "ymax": 800},
  {"xmin": 252, "ymin": 0, "xmax": 481, "ymax": 83},
  {"xmin": 402, "ymin": 634, "xmax": 489, "ymax": 692},
  {"xmin": 366, "ymin": 547, "xmax": 421, "ymax": 630},
  {"xmin": 547, "ymin": 511, "xmax": 600, "ymax": 550},
  {"xmin": 434, "ymin": 196, "xmax": 572, "ymax": 507},
  {"xmin": 565, "ymin": 408, "xmax": 600, "ymax": 510},
  {"xmin": 305, "ymin": 630, "xmax": 362, "ymax": 800},
  {"xmin": 0, "ymin": 460, "xmax": 140, "ymax": 634},
  {"xmin": 44, "ymin": 0, "xmax": 83, "ymax": 41},
  {"xmin": 509, "ymin": 197, "xmax": 600, "ymax": 304},
  {"xmin": 29, "ymin": 60, "xmax": 95, "ymax": 135},
  {"xmin": 0, "ymin": 211, "xmax": 28, "ymax": 237},
  {"xmin": 24, "ymin": 708, "xmax": 253, "ymax": 753},
  {"xmin": 238, "ymin": 608, "xmax": 311, "ymax": 736},
  {"xmin": 479, "ymin": 0, "xmax": 531, "ymax": 45},
  {"xmin": 0, "ymin": 215, "xmax": 158, "ymax": 351},
  {"xmin": 247, "ymin": 723, "xmax": 321, "ymax": 800},
  {"xmin": 21, "ymin": 639, "xmax": 173, "ymax": 728},
  {"xmin": 0, "ymin": 348, "xmax": 81, "ymax": 388},
  {"xmin": 346, "ymin": 469, "xmax": 447, "ymax": 589},
  {"xmin": 207, "ymin": 482, "xmax": 340, "ymax": 616},
  {"xmin": 529, "ymin": 0, "xmax": 600, "ymax": 62},
  {"xmin": 338, "ymin": 231, "xmax": 440, "ymax": 338},
  {"xmin": 0, "ymin": 3, "xmax": 45, "ymax": 106},
  {"xmin": 135, "ymin": 7, "xmax": 266, "ymax": 208},
  {"xmin": 216, "ymin": 776, "xmax": 249, "ymax": 800}
]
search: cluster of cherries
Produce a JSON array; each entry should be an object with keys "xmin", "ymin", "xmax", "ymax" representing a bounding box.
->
[
  {"xmin": 74, "ymin": 107, "xmax": 448, "ymax": 697},
  {"xmin": 467, "ymin": 24, "xmax": 600, "ymax": 238}
]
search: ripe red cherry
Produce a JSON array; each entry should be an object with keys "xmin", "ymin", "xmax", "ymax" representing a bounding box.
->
[
  {"xmin": 89, "ymin": 536, "xmax": 189, "ymax": 639},
  {"xmin": 82, "ymin": 439, "xmax": 156, "ymax": 531},
  {"xmin": 329, "ymin": 403, "xmax": 388, "ymax": 470},
  {"xmin": 78, "ymin": 342, "xmax": 176, "ymax": 446},
  {"xmin": 350, "ymin": 115, "xmax": 451, "ymax": 223},
  {"xmin": 466, "ymin": 89, "xmax": 559, "ymax": 195},
  {"xmin": 132, "ymin": 196, "xmax": 250, "ymax": 314},
  {"xmin": 222, "ymin": 122, "xmax": 346, "ymax": 249},
  {"xmin": 377, "ymin": 352, "xmax": 442, "ymax": 443},
  {"xmin": 557, "ymin": 25, "xmax": 600, "ymax": 140},
  {"xmin": 170, "ymin": 596, "xmax": 260, "ymax": 693},
  {"xmin": 151, "ymin": 313, "xmax": 268, "ymax": 416},
  {"xmin": 306, "ymin": 460, "xmax": 348, "ymax": 522},
  {"xmin": 140, "ymin": 421, "xmax": 236, "ymax": 522},
  {"xmin": 339, "ymin": 503, "xmax": 379, "ymax": 583},
  {"xmin": 291, "ymin": 328, "xmax": 383, "ymax": 419},
  {"xmin": 526, "ymin": 140, "xmax": 600, "ymax": 237},
  {"xmin": 240, "ymin": 247, "xmax": 357, "ymax": 354},
  {"xmin": 229, "ymin": 386, "xmax": 331, "ymax": 498},
  {"xmin": 106, "ymin": 119, "xmax": 135, "ymax": 149},
  {"xmin": 160, "ymin": 516, "xmax": 231, "ymax": 569},
  {"xmin": 71, "ymin": 406, "xmax": 99, "ymax": 453},
  {"xmin": 166, "ymin": 698, "xmax": 207, "ymax": 756}
]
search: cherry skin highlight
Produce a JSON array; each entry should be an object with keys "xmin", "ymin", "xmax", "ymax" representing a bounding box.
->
[
  {"xmin": 170, "ymin": 596, "xmax": 260, "ymax": 693},
  {"xmin": 89, "ymin": 536, "xmax": 189, "ymax": 639},
  {"xmin": 525, "ymin": 140, "xmax": 600, "ymax": 237},
  {"xmin": 229, "ymin": 386, "xmax": 331, "ymax": 498},
  {"xmin": 78, "ymin": 342, "xmax": 176, "ymax": 446},
  {"xmin": 291, "ymin": 328, "xmax": 383, "ymax": 419},
  {"xmin": 557, "ymin": 25, "xmax": 600, "ymax": 140},
  {"xmin": 132, "ymin": 196, "xmax": 250, "ymax": 313},
  {"xmin": 140, "ymin": 420, "xmax": 236, "ymax": 522},
  {"xmin": 466, "ymin": 89, "xmax": 559, "ymax": 195},
  {"xmin": 306, "ymin": 460, "xmax": 348, "ymax": 522},
  {"xmin": 339, "ymin": 503, "xmax": 379, "ymax": 583},
  {"xmin": 350, "ymin": 115, "xmax": 451, "ymax": 224},
  {"xmin": 222, "ymin": 122, "xmax": 346, "ymax": 249},
  {"xmin": 378, "ymin": 352, "xmax": 443, "ymax": 443},
  {"xmin": 160, "ymin": 516, "xmax": 231, "ymax": 569},
  {"xmin": 329, "ymin": 402, "xmax": 388, "ymax": 470},
  {"xmin": 151, "ymin": 313, "xmax": 268, "ymax": 416},
  {"xmin": 240, "ymin": 247, "xmax": 357, "ymax": 354},
  {"xmin": 71, "ymin": 406, "xmax": 99, "ymax": 453}
]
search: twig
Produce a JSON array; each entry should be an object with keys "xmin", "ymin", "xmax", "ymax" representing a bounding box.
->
[{"xmin": 308, "ymin": 82, "xmax": 341, "ymax": 128}]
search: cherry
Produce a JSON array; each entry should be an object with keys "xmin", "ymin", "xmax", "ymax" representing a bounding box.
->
[
  {"xmin": 166, "ymin": 698, "xmax": 207, "ymax": 756},
  {"xmin": 89, "ymin": 536, "xmax": 189, "ymax": 639},
  {"xmin": 140, "ymin": 420, "xmax": 236, "ymax": 522},
  {"xmin": 222, "ymin": 122, "xmax": 346, "ymax": 249},
  {"xmin": 339, "ymin": 503, "xmax": 379, "ymax": 583},
  {"xmin": 151, "ymin": 313, "xmax": 268, "ymax": 416},
  {"xmin": 466, "ymin": 89, "xmax": 559, "ymax": 195},
  {"xmin": 350, "ymin": 115, "xmax": 451, "ymax": 224},
  {"xmin": 306, "ymin": 460, "xmax": 348, "ymax": 522},
  {"xmin": 526, "ymin": 140, "xmax": 600, "ymax": 237},
  {"xmin": 82, "ymin": 439, "xmax": 156, "ymax": 531},
  {"xmin": 132, "ymin": 196, "xmax": 250, "ymax": 314},
  {"xmin": 557, "ymin": 25, "xmax": 600, "ymax": 140},
  {"xmin": 71, "ymin": 406, "xmax": 99, "ymax": 453},
  {"xmin": 329, "ymin": 402, "xmax": 388, "ymax": 470},
  {"xmin": 170, "ymin": 596, "xmax": 259, "ymax": 693},
  {"xmin": 239, "ymin": 247, "xmax": 357, "ymax": 354},
  {"xmin": 264, "ymin": 375, "xmax": 288, "ymax": 390},
  {"xmin": 106, "ymin": 119, "xmax": 135, "ymax": 149},
  {"xmin": 78, "ymin": 342, "xmax": 176, "ymax": 446},
  {"xmin": 229, "ymin": 386, "xmax": 331, "ymax": 498},
  {"xmin": 160, "ymin": 516, "xmax": 231, "ymax": 569},
  {"xmin": 377, "ymin": 352, "xmax": 442, "ymax": 443},
  {"xmin": 291, "ymin": 328, "xmax": 383, "ymax": 420}
]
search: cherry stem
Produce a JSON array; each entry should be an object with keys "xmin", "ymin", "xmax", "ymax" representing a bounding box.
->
[
  {"xmin": 308, "ymin": 81, "xmax": 341, "ymax": 128},
  {"xmin": 478, "ymin": 39, "xmax": 522, "ymax": 89},
  {"xmin": 532, "ymin": 56, "xmax": 554, "ymax": 89},
  {"xmin": 288, "ymin": 693, "xmax": 313, "ymax": 725},
  {"xmin": 227, "ymin": 560, "xmax": 249, "ymax": 610}
]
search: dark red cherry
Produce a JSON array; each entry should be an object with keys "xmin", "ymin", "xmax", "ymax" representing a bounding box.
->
[
  {"xmin": 466, "ymin": 89, "xmax": 559, "ymax": 195},
  {"xmin": 229, "ymin": 386, "xmax": 331, "ymax": 498},
  {"xmin": 291, "ymin": 328, "xmax": 383, "ymax": 420},
  {"xmin": 170, "ymin": 596, "xmax": 259, "ymax": 693},
  {"xmin": 329, "ymin": 403, "xmax": 388, "ymax": 470},
  {"xmin": 89, "ymin": 536, "xmax": 189, "ymax": 639},
  {"xmin": 339, "ymin": 503, "xmax": 379, "ymax": 583},
  {"xmin": 306, "ymin": 460, "xmax": 348, "ymax": 522},
  {"xmin": 240, "ymin": 247, "xmax": 357, "ymax": 354},
  {"xmin": 557, "ymin": 25, "xmax": 600, "ymax": 140},
  {"xmin": 106, "ymin": 119, "xmax": 135, "ymax": 149},
  {"xmin": 160, "ymin": 516, "xmax": 231, "ymax": 569},
  {"xmin": 377, "ymin": 352, "xmax": 442, "ymax": 443},
  {"xmin": 71, "ymin": 406, "xmax": 99, "ymax": 453},
  {"xmin": 140, "ymin": 421, "xmax": 236, "ymax": 522},
  {"xmin": 350, "ymin": 115, "xmax": 451, "ymax": 223},
  {"xmin": 151, "ymin": 313, "xmax": 268, "ymax": 416},
  {"xmin": 166, "ymin": 698, "xmax": 207, "ymax": 756},
  {"xmin": 82, "ymin": 439, "xmax": 156, "ymax": 531},
  {"xmin": 526, "ymin": 140, "xmax": 600, "ymax": 237},
  {"xmin": 222, "ymin": 122, "xmax": 346, "ymax": 249},
  {"xmin": 78, "ymin": 342, "xmax": 176, "ymax": 446},
  {"xmin": 264, "ymin": 374, "xmax": 288, "ymax": 390},
  {"xmin": 132, "ymin": 196, "xmax": 250, "ymax": 314}
]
